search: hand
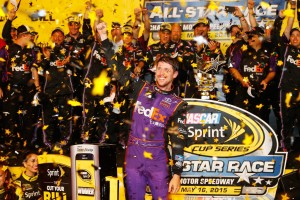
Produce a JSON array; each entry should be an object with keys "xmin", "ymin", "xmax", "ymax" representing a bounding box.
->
[
  {"xmin": 279, "ymin": 10, "xmax": 285, "ymax": 18},
  {"xmin": 208, "ymin": 41, "xmax": 218, "ymax": 51},
  {"xmin": 8, "ymin": 8, "xmax": 16, "ymax": 21},
  {"xmin": 233, "ymin": 7, "xmax": 243, "ymax": 18},
  {"xmin": 142, "ymin": 8, "xmax": 148, "ymax": 15},
  {"xmin": 260, "ymin": 80, "xmax": 267, "ymax": 90},
  {"xmin": 42, "ymin": 47, "xmax": 50, "ymax": 59},
  {"xmin": 248, "ymin": 0, "xmax": 255, "ymax": 11},
  {"xmin": 85, "ymin": 1, "xmax": 92, "ymax": 11},
  {"xmin": 134, "ymin": 8, "xmax": 142, "ymax": 20},
  {"xmin": 241, "ymin": 80, "xmax": 250, "ymax": 88},
  {"xmin": 168, "ymin": 174, "xmax": 181, "ymax": 194}
]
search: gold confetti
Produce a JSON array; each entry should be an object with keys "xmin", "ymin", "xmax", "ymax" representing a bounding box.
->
[
  {"xmin": 285, "ymin": 92, "xmax": 292, "ymax": 108},
  {"xmin": 241, "ymin": 44, "xmax": 248, "ymax": 51},
  {"xmin": 5, "ymin": 129, "xmax": 11, "ymax": 135},
  {"xmin": 191, "ymin": 62, "xmax": 197, "ymax": 68},
  {"xmin": 281, "ymin": 193, "xmax": 290, "ymax": 200},
  {"xmin": 295, "ymin": 155, "xmax": 300, "ymax": 162},
  {"xmin": 256, "ymin": 104, "xmax": 263, "ymax": 110},
  {"xmin": 67, "ymin": 99, "xmax": 81, "ymax": 106},
  {"xmin": 92, "ymin": 70, "xmax": 111, "ymax": 96},
  {"xmin": 143, "ymin": 151, "xmax": 153, "ymax": 159},
  {"xmin": 277, "ymin": 60, "xmax": 283, "ymax": 66},
  {"xmin": 208, "ymin": 1, "xmax": 219, "ymax": 11},
  {"xmin": 242, "ymin": 133, "xmax": 253, "ymax": 145}
]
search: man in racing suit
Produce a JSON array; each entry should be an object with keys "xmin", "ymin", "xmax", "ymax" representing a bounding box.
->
[{"xmin": 98, "ymin": 22, "xmax": 187, "ymax": 200}]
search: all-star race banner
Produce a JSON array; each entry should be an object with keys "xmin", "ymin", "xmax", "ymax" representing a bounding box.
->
[
  {"xmin": 168, "ymin": 99, "xmax": 287, "ymax": 199},
  {"xmin": 145, "ymin": 0, "xmax": 286, "ymax": 40}
]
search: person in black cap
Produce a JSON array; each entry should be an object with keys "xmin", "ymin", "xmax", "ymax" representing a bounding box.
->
[
  {"xmin": 145, "ymin": 22, "xmax": 181, "ymax": 85},
  {"xmin": 228, "ymin": 26, "xmax": 277, "ymax": 123},
  {"xmin": 2, "ymin": 24, "xmax": 40, "ymax": 151},
  {"xmin": 39, "ymin": 27, "xmax": 74, "ymax": 153},
  {"xmin": 63, "ymin": 4, "xmax": 94, "ymax": 142}
]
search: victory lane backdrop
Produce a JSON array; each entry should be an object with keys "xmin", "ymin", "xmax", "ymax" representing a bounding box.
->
[{"xmin": 0, "ymin": 0, "xmax": 144, "ymax": 45}]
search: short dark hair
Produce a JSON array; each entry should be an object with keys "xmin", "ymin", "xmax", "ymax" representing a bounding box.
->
[
  {"xmin": 228, "ymin": 25, "xmax": 241, "ymax": 33},
  {"xmin": 290, "ymin": 28, "xmax": 300, "ymax": 36},
  {"xmin": 155, "ymin": 55, "xmax": 179, "ymax": 71}
]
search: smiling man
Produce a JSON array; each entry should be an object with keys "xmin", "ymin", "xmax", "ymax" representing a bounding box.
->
[{"xmin": 97, "ymin": 22, "xmax": 188, "ymax": 200}]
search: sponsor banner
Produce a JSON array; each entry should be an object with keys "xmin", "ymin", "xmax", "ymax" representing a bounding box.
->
[
  {"xmin": 38, "ymin": 155, "xmax": 72, "ymax": 200},
  {"xmin": 173, "ymin": 99, "xmax": 287, "ymax": 199},
  {"xmin": 145, "ymin": 0, "xmax": 286, "ymax": 40}
]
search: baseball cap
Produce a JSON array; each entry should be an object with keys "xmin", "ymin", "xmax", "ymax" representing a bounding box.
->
[
  {"xmin": 17, "ymin": 25, "xmax": 31, "ymax": 35},
  {"xmin": 246, "ymin": 27, "xmax": 264, "ymax": 37},
  {"xmin": 51, "ymin": 27, "xmax": 64, "ymax": 35},
  {"xmin": 122, "ymin": 25, "xmax": 133, "ymax": 34},
  {"xmin": 112, "ymin": 22, "xmax": 121, "ymax": 28},
  {"xmin": 160, "ymin": 22, "xmax": 171, "ymax": 32},
  {"xmin": 67, "ymin": 16, "xmax": 80, "ymax": 24},
  {"xmin": 193, "ymin": 18, "xmax": 210, "ymax": 29}
]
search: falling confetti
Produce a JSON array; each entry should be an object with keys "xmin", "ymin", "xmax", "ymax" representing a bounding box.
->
[
  {"xmin": 242, "ymin": 133, "xmax": 253, "ymax": 145},
  {"xmin": 143, "ymin": 151, "xmax": 153, "ymax": 159},
  {"xmin": 67, "ymin": 99, "xmax": 82, "ymax": 106},
  {"xmin": 92, "ymin": 70, "xmax": 111, "ymax": 96},
  {"xmin": 285, "ymin": 92, "xmax": 292, "ymax": 108}
]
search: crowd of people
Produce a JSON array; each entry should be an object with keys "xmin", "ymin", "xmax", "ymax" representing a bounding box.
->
[{"xmin": 0, "ymin": 0, "xmax": 300, "ymax": 199}]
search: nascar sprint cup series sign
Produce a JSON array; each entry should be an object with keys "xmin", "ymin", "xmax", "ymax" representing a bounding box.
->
[{"xmin": 177, "ymin": 99, "xmax": 287, "ymax": 199}]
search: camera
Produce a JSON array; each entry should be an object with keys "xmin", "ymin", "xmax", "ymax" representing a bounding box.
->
[{"xmin": 225, "ymin": 6, "xmax": 236, "ymax": 13}]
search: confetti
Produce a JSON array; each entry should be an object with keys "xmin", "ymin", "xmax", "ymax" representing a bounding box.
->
[
  {"xmin": 92, "ymin": 70, "xmax": 111, "ymax": 96},
  {"xmin": 143, "ymin": 151, "xmax": 153, "ymax": 159},
  {"xmin": 242, "ymin": 133, "xmax": 253, "ymax": 145}
]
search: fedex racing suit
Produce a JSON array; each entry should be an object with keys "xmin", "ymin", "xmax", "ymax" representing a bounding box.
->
[
  {"xmin": 125, "ymin": 81, "xmax": 187, "ymax": 200},
  {"xmin": 102, "ymin": 38, "xmax": 188, "ymax": 200}
]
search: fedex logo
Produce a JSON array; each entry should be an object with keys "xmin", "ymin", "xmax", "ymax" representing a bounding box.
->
[
  {"xmin": 287, "ymin": 55, "xmax": 300, "ymax": 66},
  {"xmin": 244, "ymin": 65, "xmax": 263, "ymax": 73},
  {"xmin": 135, "ymin": 101, "xmax": 167, "ymax": 123},
  {"xmin": 12, "ymin": 64, "xmax": 30, "ymax": 72}
]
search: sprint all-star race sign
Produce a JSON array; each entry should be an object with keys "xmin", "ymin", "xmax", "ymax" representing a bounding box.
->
[
  {"xmin": 170, "ymin": 99, "xmax": 287, "ymax": 199},
  {"xmin": 145, "ymin": 0, "xmax": 286, "ymax": 41}
]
